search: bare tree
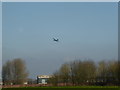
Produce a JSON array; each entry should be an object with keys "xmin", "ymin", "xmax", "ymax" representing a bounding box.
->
[
  {"xmin": 68, "ymin": 60, "xmax": 96, "ymax": 85},
  {"xmin": 96, "ymin": 60, "xmax": 119, "ymax": 85},
  {"xmin": 81, "ymin": 60, "xmax": 96, "ymax": 84},
  {"xmin": 2, "ymin": 60, "xmax": 13, "ymax": 85},
  {"xmin": 2, "ymin": 58, "xmax": 29, "ymax": 85},
  {"xmin": 59, "ymin": 63, "xmax": 70, "ymax": 85},
  {"xmin": 69, "ymin": 60, "xmax": 80, "ymax": 85},
  {"xmin": 97, "ymin": 61, "xmax": 107, "ymax": 81},
  {"xmin": 12, "ymin": 58, "xmax": 29, "ymax": 84},
  {"xmin": 50, "ymin": 59, "xmax": 118, "ymax": 86},
  {"xmin": 48, "ymin": 71, "xmax": 60, "ymax": 86},
  {"xmin": 107, "ymin": 60, "xmax": 119, "ymax": 85}
]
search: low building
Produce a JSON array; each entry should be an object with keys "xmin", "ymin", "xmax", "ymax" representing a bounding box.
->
[
  {"xmin": 0, "ymin": 79, "xmax": 2, "ymax": 85},
  {"xmin": 37, "ymin": 75, "xmax": 51, "ymax": 84},
  {"xmin": 23, "ymin": 82, "xmax": 28, "ymax": 85},
  {"xmin": 0, "ymin": 81, "xmax": 2, "ymax": 85}
]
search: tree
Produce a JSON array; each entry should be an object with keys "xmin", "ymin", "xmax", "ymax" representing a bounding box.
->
[
  {"xmin": 118, "ymin": 61, "xmax": 120, "ymax": 85},
  {"xmin": 69, "ymin": 60, "xmax": 82, "ymax": 85},
  {"xmin": 48, "ymin": 71, "xmax": 60, "ymax": 86},
  {"xmin": 50, "ymin": 59, "xmax": 118, "ymax": 86},
  {"xmin": 96, "ymin": 61, "xmax": 108, "ymax": 82},
  {"xmin": 59, "ymin": 63, "xmax": 70, "ymax": 85},
  {"xmin": 2, "ymin": 58, "xmax": 29, "ymax": 85},
  {"xmin": 96, "ymin": 60, "xmax": 119, "ymax": 85},
  {"xmin": 65, "ymin": 60, "xmax": 76, "ymax": 85},
  {"xmin": 107, "ymin": 60, "xmax": 119, "ymax": 85},
  {"xmin": 69, "ymin": 60, "xmax": 96, "ymax": 85},
  {"xmin": 12, "ymin": 58, "xmax": 29, "ymax": 84},
  {"xmin": 2, "ymin": 60, "xmax": 13, "ymax": 85},
  {"xmin": 81, "ymin": 60, "xmax": 96, "ymax": 84}
]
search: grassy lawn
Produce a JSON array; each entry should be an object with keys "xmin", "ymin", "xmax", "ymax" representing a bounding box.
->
[{"xmin": 2, "ymin": 86, "xmax": 119, "ymax": 90}]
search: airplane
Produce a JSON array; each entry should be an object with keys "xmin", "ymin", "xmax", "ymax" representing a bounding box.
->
[{"xmin": 53, "ymin": 38, "xmax": 59, "ymax": 42}]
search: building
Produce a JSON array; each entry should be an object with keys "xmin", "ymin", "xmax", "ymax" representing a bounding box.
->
[
  {"xmin": 37, "ymin": 75, "xmax": 51, "ymax": 84},
  {"xmin": 23, "ymin": 82, "xmax": 28, "ymax": 85},
  {"xmin": 0, "ymin": 78, "xmax": 2, "ymax": 85}
]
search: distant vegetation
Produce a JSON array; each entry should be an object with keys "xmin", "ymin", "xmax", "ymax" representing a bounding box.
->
[
  {"xmin": 4, "ymin": 86, "xmax": 119, "ymax": 88},
  {"xmin": 2, "ymin": 58, "xmax": 119, "ymax": 87},
  {"xmin": 49, "ymin": 60, "xmax": 119, "ymax": 86},
  {"xmin": 2, "ymin": 58, "xmax": 29, "ymax": 85}
]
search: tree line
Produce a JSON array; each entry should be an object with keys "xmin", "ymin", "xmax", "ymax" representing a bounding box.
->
[
  {"xmin": 49, "ymin": 60, "xmax": 119, "ymax": 86},
  {"xmin": 2, "ymin": 58, "xmax": 119, "ymax": 86},
  {"xmin": 2, "ymin": 58, "xmax": 29, "ymax": 85}
]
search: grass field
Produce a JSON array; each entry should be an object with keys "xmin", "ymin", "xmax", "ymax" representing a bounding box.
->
[{"xmin": 2, "ymin": 86, "xmax": 119, "ymax": 90}]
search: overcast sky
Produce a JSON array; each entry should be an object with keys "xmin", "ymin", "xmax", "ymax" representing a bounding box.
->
[
  {"xmin": 2, "ymin": 2, "xmax": 118, "ymax": 79},
  {"xmin": 0, "ymin": 1, "xmax": 2, "ymax": 79},
  {"xmin": 1, "ymin": 0, "xmax": 119, "ymax": 2}
]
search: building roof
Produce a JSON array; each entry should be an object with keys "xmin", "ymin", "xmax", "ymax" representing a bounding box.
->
[{"xmin": 37, "ymin": 75, "xmax": 51, "ymax": 78}]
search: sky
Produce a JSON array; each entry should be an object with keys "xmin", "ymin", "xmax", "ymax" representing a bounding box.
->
[
  {"xmin": 1, "ymin": 0, "xmax": 119, "ymax": 2},
  {"xmin": 0, "ymin": 1, "xmax": 2, "ymax": 79},
  {"xmin": 2, "ymin": 2, "xmax": 118, "ymax": 79}
]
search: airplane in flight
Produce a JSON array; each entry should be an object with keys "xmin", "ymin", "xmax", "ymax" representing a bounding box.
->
[{"xmin": 53, "ymin": 38, "xmax": 59, "ymax": 42}]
